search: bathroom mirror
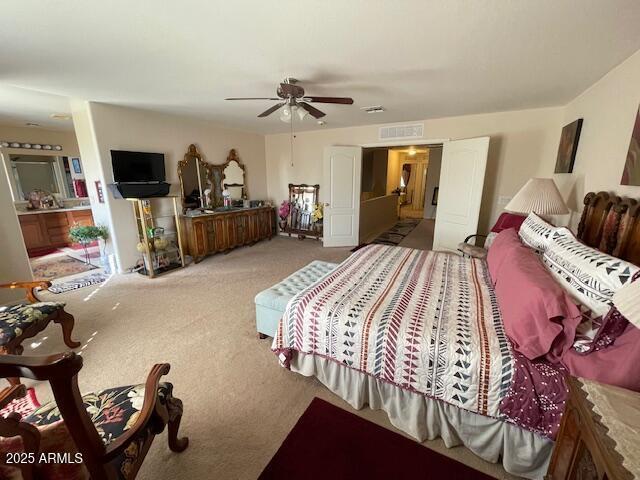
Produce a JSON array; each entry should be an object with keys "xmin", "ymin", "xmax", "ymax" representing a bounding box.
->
[{"xmin": 222, "ymin": 149, "xmax": 246, "ymax": 200}]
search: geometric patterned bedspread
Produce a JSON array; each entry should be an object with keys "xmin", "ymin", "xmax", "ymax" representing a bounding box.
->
[{"xmin": 272, "ymin": 244, "xmax": 514, "ymax": 419}]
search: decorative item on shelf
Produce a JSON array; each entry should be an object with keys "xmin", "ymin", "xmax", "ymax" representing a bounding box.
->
[
  {"xmin": 154, "ymin": 237, "xmax": 169, "ymax": 251},
  {"xmin": 68, "ymin": 224, "xmax": 109, "ymax": 266},
  {"xmin": 71, "ymin": 157, "xmax": 82, "ymax": 174},
  {"xmin": 26, "ymin": 189, "xmax": 60, "ymax": 210},
  {"xmin": 222, "ymin": 189, "xmax": 231, "ymax": 207},
  {"xmin": 278, "ymin": 200, "xmax": 291, "ymax": 231}
]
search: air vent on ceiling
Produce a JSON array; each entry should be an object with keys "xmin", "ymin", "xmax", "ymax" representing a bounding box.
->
[
  {"xmin": 361, "ymin": 105, "xmax": 385, "ymax": 114},
  {"xmin": 379, "ymin": 123, "xmax": 424, "ymax": 141}
]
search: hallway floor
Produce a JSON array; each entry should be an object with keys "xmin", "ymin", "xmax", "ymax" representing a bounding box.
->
[{"xmin": 398, "ymin": 218, "xmax": 434, "ymax": 250}]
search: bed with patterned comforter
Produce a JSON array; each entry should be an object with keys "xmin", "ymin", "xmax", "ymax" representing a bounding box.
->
[{"xmin": 272, "ymin": 244, "xmax": 566, "ymax": 478}]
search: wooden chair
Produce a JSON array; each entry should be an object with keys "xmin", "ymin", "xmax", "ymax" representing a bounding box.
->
[
  {"xmin": 0, "ymin": 281, "xmax": 81, "ymax": 358},
  {"xmin": 0, "ymin": 384, "xmax": 40, "ymax": 480},
  {"xmin": 0, "ymin": 352, "xmax": 188, "ymax": 479}
]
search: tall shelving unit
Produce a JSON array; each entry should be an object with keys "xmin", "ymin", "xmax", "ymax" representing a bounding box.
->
[{"xmin": 129, "ymin": 196, "xmax": 185, "ymax": 278}]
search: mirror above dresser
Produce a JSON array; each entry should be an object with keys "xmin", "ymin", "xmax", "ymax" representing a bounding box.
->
[
  {"xmin": 177, "ymin": 144, "xmax": 248, "ymax": 211},
  {"xmin": 222, "ymin": 149, "xmax": 246, "ymax": 201}
]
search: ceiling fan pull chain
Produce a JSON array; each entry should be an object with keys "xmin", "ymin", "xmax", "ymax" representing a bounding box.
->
[{"xmin": 290, "ymin": 118, "xmax": 294, "ymax": 167}]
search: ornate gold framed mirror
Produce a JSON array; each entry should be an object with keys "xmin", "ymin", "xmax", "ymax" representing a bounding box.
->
[
  {"xmin": 222, "ymin": 149, "xmax": 246, "ymax": 200},
  {"xmin": 178, "ymin": 144, "xmax": 211, "ymax": 210}
]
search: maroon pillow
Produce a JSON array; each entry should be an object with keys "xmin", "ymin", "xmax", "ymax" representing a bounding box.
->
[
  {"xmin": 491, "ymin": 212, "xmax": 527, "ymax": 233},
  {"xmin": 495, "ymin": 242, "xmax": 582, "ymax": 362},
  {"xmin": 487, "ymin": 228, "xmax": 521, "ymax": 284},
  {"xmin": 562, "ymin": 322, "xmax": 640, "ymax": 392}
]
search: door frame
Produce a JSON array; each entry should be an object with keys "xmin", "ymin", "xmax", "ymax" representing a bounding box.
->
[{"xmin": 360, "ymin": 138, "xmax": 450, "ymax": 148}]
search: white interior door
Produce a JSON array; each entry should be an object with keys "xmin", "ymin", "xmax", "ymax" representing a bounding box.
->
[
  {"xmin": 432, "ymin": 137, "xmax": 489, "ymax": 253},
  {"xmin": 323, "ymin": 146, "xmax": 362, "ymax": 247}
]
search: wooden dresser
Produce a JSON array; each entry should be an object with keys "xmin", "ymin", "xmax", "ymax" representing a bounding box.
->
[
  {"xmin": 18, "ymin": 208, "xmax": 95, "ymax": 256},
  {"xmin": 181, "ymin": 207, "xmax": 275, "ymax": 262},
  {"xmin": 546, "ymin": 376, "xmax": 638, "ymax": 480}
]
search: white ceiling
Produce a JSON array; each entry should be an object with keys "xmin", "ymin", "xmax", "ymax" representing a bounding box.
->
[{"xmin": 1, "ymin": 0, "xmax": 640, "ymax": 134}]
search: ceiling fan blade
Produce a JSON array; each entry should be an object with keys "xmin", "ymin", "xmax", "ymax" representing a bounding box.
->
[
  {"xmin": 225, "ymin": 97, "xmax": 281, "ymax": 101},
  {"xmin": 303, "ymin": 96, "xmax": 354, "ymax": 105},
  {"xmin": 279, "ymin": 83, "xmax": 305, "ymax": 97},
  {"xmin": 258, "ymin": 102, "xmax": 286, "ymax": 117},
  {"xmin": 298, "ymin": 102, "xmax": 326, "ymax": 119}
]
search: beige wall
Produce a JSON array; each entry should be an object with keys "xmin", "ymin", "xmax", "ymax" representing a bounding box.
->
[
  {"xmin": 537, "ymin": 49, "xmax": 640, "ymax": 221},
  {"xmin": 0, "ymin": 125, "xmax": 79, "ymax": 157},
  {"xmin": 266, "ymin": 107, "xmax": 563, "ymax": 234},
  {"xmin": 73, "ymin": 102, "xmax": 267, "ymax": 271},
  {"xmin": 0, "ymin": 159, "xmax": 32, "ymax": 303},
  {"xmin": 359, "ymin": 194, "xmax": 398, "ymax": 242},
  {"xmin": 424, "ymin": 147, "xmax": 442, "ymax": 219}
]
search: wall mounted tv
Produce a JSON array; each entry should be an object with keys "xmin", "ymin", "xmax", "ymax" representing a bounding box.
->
[{"xmin": 111, "ymin": 150, "xmax": 166, "ymax": 183}]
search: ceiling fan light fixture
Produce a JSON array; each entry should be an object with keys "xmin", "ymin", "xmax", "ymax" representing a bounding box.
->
[
  {"xmin": 279, "ymin": 104, "xmax": 292, "ymax": 123},
  {"xmin": 297, "ymin": 107, "xmax": 308, "ymax": 121}
]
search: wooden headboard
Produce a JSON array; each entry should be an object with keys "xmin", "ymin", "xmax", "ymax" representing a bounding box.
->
[{"xmin": 577, "ymin": 191, "xmax": 640, "ymax": 265}]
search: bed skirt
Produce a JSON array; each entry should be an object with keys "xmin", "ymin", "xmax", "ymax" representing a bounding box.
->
[{"xmin": 290, "ymin": 352, "xmax": 553, "ymax": 480}]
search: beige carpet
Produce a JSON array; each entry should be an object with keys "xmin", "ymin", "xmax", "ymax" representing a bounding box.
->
[{"xmin": 22, "ymin": 236, "xmax": 518, "ymax": 479}]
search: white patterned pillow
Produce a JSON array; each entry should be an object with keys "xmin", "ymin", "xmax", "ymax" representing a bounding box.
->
[
  {"xmin": 518, "ymin": 213, "xmax": 556, "ymax": 253},
  {"xmin": 542, "ymin": 228, "xmax": 640, "ymax": 317}
]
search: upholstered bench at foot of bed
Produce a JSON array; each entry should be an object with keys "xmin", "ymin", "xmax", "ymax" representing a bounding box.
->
[{"xmin": 255, "ymin": 260, "xmax": 338, "ymax": 339}]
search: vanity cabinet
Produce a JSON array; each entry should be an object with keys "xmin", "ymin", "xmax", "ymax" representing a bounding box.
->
[
  {"xmin": 182, "ymin": 207, "xmax": 275, "ymax": 262},
  {"xmin": 18, "ymin": 209, "xmax": 95, "ymax": 255}
]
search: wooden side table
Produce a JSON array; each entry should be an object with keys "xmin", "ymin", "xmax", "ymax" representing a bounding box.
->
[{"xmin": 546, "ymin": 376, "xmax": 638, "ymax": 480}]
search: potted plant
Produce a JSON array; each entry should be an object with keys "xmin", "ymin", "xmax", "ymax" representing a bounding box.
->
[{"xmin": 68, "ymin": 224, "xmax": 109, "ymax": 266}]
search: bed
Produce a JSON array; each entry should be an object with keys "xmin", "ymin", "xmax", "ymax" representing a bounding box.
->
[{"xmin": 271, "ymin": 191, "xmax": 640, "ymax": 479}]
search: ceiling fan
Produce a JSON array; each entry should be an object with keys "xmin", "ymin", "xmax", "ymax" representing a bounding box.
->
[{"xmin": 225, "ymin": 77, "xmax": 354, "ymax": 121}]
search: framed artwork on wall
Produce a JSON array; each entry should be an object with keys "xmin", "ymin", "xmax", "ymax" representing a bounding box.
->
[
  {"xmin": 621, "ymin": 106, "xmax": 640, "ymax": 186},
  {"xmin": 554, "ymin": 119, "xmax": 583, "ymax": 173},
  {"xmin": 71, "ymin": 157, "xmax": 82, "ymax": 174}
]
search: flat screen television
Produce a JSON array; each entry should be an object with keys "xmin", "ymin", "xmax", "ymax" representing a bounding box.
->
[{"xmin": 111, "ymin": 150, "xmax": 166, "ymax": 183}]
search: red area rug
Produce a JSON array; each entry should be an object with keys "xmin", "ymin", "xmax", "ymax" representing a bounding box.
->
[
  {"xmin": 259, "ymin": 398, "xmax": 494, "ymax": 480},
  {"xmin": 30, "ymin": 255, "xmax": 97, "ymax": 280}
]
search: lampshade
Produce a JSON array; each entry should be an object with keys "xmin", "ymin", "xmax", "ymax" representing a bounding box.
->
[
  {"xmin": 612, "ymin": 281, "xmax": 640, "ymax": 328},
  {"xmin": 504, "ymin": 178, "xmax": 569, "ymax": 215}
]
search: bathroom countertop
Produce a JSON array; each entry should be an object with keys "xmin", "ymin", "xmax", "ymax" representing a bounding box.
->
[{"xmin": 16, "ymin": 205, "xmax": 92, "ymax": 216}]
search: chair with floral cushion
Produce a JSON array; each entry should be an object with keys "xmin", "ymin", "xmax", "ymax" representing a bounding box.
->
[
  {"xmin": 0, "ymin": 281, "xmax": 81, "ymax": 360},
  {"xmin": 0, "ymin": 352, "xmax": 188, "ymax": 479}
]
